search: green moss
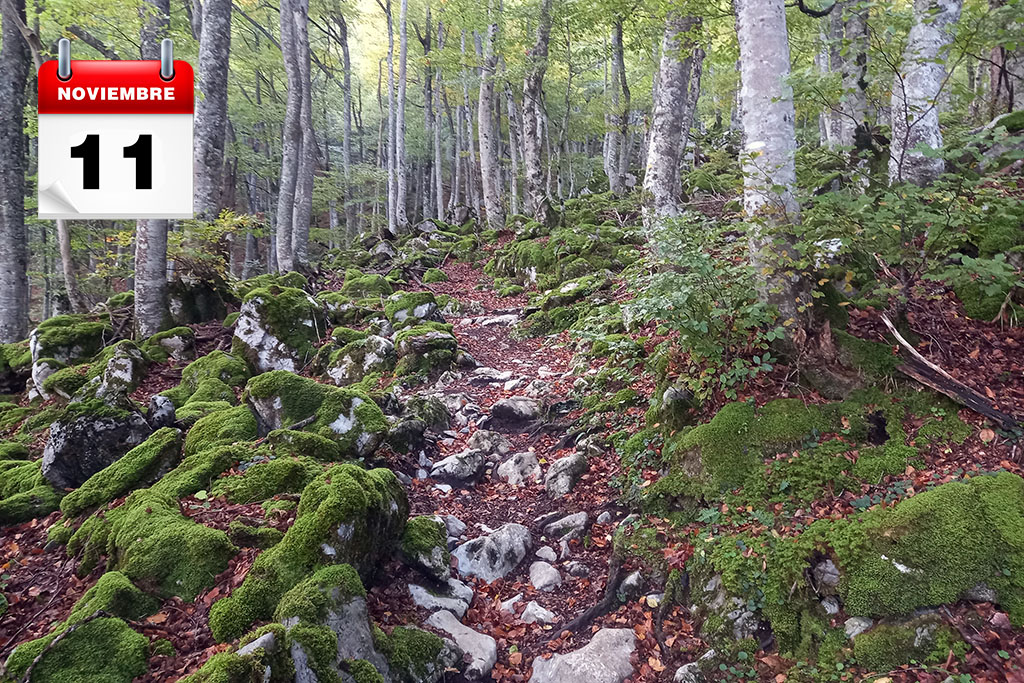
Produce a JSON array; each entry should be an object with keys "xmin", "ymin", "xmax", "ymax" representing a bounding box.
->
[
  {"xmin": 223, "ymin": 312, "xmax": 240, "ymax": 328},
  {"xmin": 401, "ymin": 516, "xmax": 449, "ymax": 562},
  {"xmin": 378, "ymin": 626, "xmax": 444, "ymax": 682},
  {"xmin": 266, "ymin": 429, "xmax": 342, "ymax": 461},
  {"xmin": 236, "ymin": 271, "xmax": 308, "ymax": 298},
  {"xmin": 177, "ymin": 401, "xmax": 235, "ymax": 428},
  {"xmin": 110, "ymin": 490, "xmax": 237, "ymax": 601},
  {"xmin": 232, "ymin": 287, "xmax": 327, "ymax": 371},
  {"xmin": 0, "ymin": 460, "xmax": 61, "ymax": 525},
  {"xmin": 341, "ymin": 269, "xmax": 394, "ymax": 298},
  {"xmin": 178, "ymin": 652, "xmax": 265, "ymax": 683},
  {"xmin": 211, "ymin": 456, "xmax": 323, "ymax": 503},
  {"xmin": 31, "ymin": 314, "xmax": 113, "ymax": 364},
  {"xmin": 184, "ymin": 405, "xmax": 258, "ymax": 458},
  {"xmin": 151, "ymin": 638, "xmax": 176, "ymax": 657},
  {"xmin": 69, "ymin": 570, "xmax": 160, "ymax": 622},
  {"xmin": 42, "ymin": 365, "xmax": 88, "ymax": 398},
  {"xmin": 67, "ymin": 513, "xmax": 114, "ymax": 575},
  {"xmin": 852, "ymin": 618, "xmax": 961, "ymax": 671},
  {"xmin": 0, "ymin": 404, "xmax": 34, "ymax": 431},
  {"xmin": 243, "ymin": 371, "xmax": 388, "ymax": 456},
  {"xmin": 915, "ymin": 412, "xmax": 972, "ymax": 446},
  {"xmin": 164, "ymin": 351, "xmax": 249, "ymax": 406},
  {"xmin": 208, "ymin": 465, "xmax": 406, "ymax": 642},
  {"xmin": 106, "ymin": 291, "xmax": 135, "ymax": 309},
  {"xmin": 384, "ymin": 291, "xmax": 438, "ymax": 328},
  {"xmin": 188, "ymin": 378, "xmax": 238, "ymax": 405},
  {"xmin": 347, "ymin": 659, "xmax": 386, "ymax": 683},
  {"xmin": 142, "ymin": 327, "xmax": 196, "ymax": 362},
  {"xmin": 227, "ymin": 520, "xmax": 284, "ymax": 549},
  {"xmin": 1, "ymin": 341, "xmax": 32, "ymax": 372},
  {"xmin": 333, "ymin": 327, "xmax": 368, "ymax": 346},
  {"xmin": 833, "ymin": 330, "xmax": 901, "ymax": 379},
  {"xmin": 423, "ymin": 268, "xmax": 448, "ymax": 283},
  {"xmin": 4, "ymin": 617, "xmax": 148, "ymax": 683},
  {"xmin": 273, "ymin": 564, "xmax": 365, "ymax": 624},
  {"xmin": 61, "ymin": 427, "xmax": 183, "ymax": 517},
  {"xmin": 851, "ymin": 443, "xmax": 918, "ymax": 483},
  {"xmin": 289, "ymin": 623, "xmax": 342, "ymax": 682},
  {"xmin": 150, "ymin": 445, "xmax": 246, "ymax": 499}
]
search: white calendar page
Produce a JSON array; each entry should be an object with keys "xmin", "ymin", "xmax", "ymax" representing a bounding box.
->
[{"xmin": 37, "ymin": 59, "xmax": 194, "ymax": 220}]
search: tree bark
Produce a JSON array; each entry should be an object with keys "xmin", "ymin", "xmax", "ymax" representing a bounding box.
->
[
  {"xmin": 290, "ymin": 0, "xmax": 314, "ymax": 268},
  {"xmin": 193, "ymin": 0, "xmax": 232, "ymax": 219},
  {"xmin": 735, "ymin": 0, "xmax": 810, "ymax": 330},
  {"xmin": 642, "ymin": 13, "xmax": 698, "ymax": 239},
  {"xmin": 504, "ymin": 81, "xmax": 521, "ymax": 216},
  {"xmin": 276, "ymin": 0, "xmax": 301, "ymax": 271},
  {"xmin": 434, "ymin": 17, "xmax": 445, "ymax": 220},
  {"xmin": 0, "ymin": 0, "xmax": 31, "ymax": 341},
  {"xmin": 523, "ymin": 0, "xmax": 553, "ymax": 224},
  {"xmin": 339, "ymin": 14, "xmax": 357, "ymax": 242},
  {"xmin": 606, "ymin": 21, "xmax": 627, "ymax": 194},
  {"xmin": 888, "ymin": 0, "xmax": 962, "ymax": 185},
  {"xmin": 135, "ymin": 0, "xmax": 171, "ymax": 337},
  {"xmin": 477, "ymin": 13, "xmax": 504, "ymax": 230},
  {"xmin": 395, "ymin": 0, "xmax": 410, "ymax": 228}
]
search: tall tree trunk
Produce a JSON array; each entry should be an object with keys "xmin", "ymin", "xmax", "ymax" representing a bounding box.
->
[
  {"xmin": 291, "ymin": 0, "xmax": 314, "ymax": 267},
  {"xmin": 839, "ymin": 2, "xmax": 869, "ymax": 149},
  {"xmin": 735, "ymin": 0, "xmax": 810, "ymax": 331},
  {"xmin": 504, "ymin": 81, "xmax": 521, "ymax": 216},
  {"xmin": 615, "ymin": 18, "xmax": 631, "ymax": 189},
  {"xmin": 395, "ymin": 0, "xmax": 409, "ymax": 228},
  {"xmin": 434, "ymin": 18, "xmax": 446, "ymax": 220},
  {"xmin": 56, "ymin": 220, "xmax": 86, "ymax": 313},
  {"xmin": 606, "ymin": 21, "xmax": 626, "ymax": 194},
  {"xmin": 523, "ymin": 0, "xmax": 553, "ymax": 224},
  {"xmin": 0, "ymin": 0, "xmax": 31, "ymax": 341},
  {"xmin": 339, "ymin": 14, "xmax": 357, "ymax": 242},
  {"xmin": 477, "ymin": 15, "xmax": 505, "ymax": 230},
  {"xmin": 642, "ymin": 13, "xmax": 698, "ymax": 239},
  {"xmin": 193, "ymin": 0, "xmax": 233, "ymax": 218},
  {"xmin": 888, "ymin": 0, "xmax": 962, "ymax": 185},
  {"xmin": 276, "ymin": 0, "xmax": 301, "ymax": 270},
  {"xmin": 135, "ymin": 0, "xmax": 171, "ymax": 337}
]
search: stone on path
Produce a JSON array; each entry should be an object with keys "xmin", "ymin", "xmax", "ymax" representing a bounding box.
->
[
  {"xmin": 488, "ymin": 396, "xmax": 543, "ymax": 429},
  {"xmin": 529, "ymin": 628, "xmax": 637, "ymax": 683},
  {"xmin": 497, "ymin": 452, "xmax": 542, "ymax": 486},
  {"xmin": 545, "ymin": 452, "xmax": 588, "ymax": 498},
  {"xmin": 521, "ymin": 601, "xmax": 556, "ymax": 624},
  {"xmin": 408, "ymin": 577, "xmax": 474, "ymax": 618},
  {"xmin": 452, "ymin": 523, "xmax": 531, "ymax": 582},
  {"xmin": 426, "ymin": 610, "xmax": 497, "ymax": 680},
  {"xmin": 543, "ymin": 511, "xmax": 588, "ymax": 539},
  {"xmin": 529, "ymin": 561, "xmax": 561, "ymax": 592}
]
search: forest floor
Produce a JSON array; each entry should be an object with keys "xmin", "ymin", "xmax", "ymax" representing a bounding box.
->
[{"xmin": 3, "ymin": 241, "xmax": 1024, "ymax": 683}]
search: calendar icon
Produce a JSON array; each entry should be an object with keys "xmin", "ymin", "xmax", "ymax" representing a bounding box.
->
[{"xmin": 38, "ymin": 55, "xmax": 194, "ymax": 219}]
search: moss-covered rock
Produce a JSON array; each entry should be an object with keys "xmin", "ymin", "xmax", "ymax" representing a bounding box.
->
[
  {"xmin": 29, "ymin": 314, "xmax": 113, "ymax": 366},
  {"xmin": 265, "ymin": 429, "xmax": 343, "ymax": 462},
  {"xmin": 142, "ymin": 326, "xmax": 197, "ymax": 362},
  {"xmin": 3, "ymin": 571, "xmax": 156, "ymax": 683},
  {"xmin": 162, "ymin": 350, "xmax": 250, "ymax": 408},
  {"xmin": 384, "ymin": 291, "xmax": 443, "ymax": 329},
  {"xmin": 60, "ymin": 427, "xmax": 182, "ymax": 517},
  {"xmin": 211, "ymin": 455, "xmax": 323, "ymax": 503},
  {"xmin": 244, "ymin": 371, "xmax": 388, "ymax": 458},
  {"xmin": 393, "ymin": 325, "xmax": 458, "ymax": 377},
  {"xmin": 207, "ymin": 464, "xmax": 407, "ymax": 641},
  {"xmin": 183, "ymin": 404, "xmax": 258, "ymax": 458},
  {"xmin": 41, "ymin": 365, "xmax": 88, "ymax": 400},
  {"xmin": 536, "ymin": 273, "xmax": 611, "ymax": 311},
  {"xmin": 236, "ymin": 271, "xmax": 308, "ymax": 299},
  {"xmin": 325, "ymin": 336, "xmax": 396, "ymax": 387},
  {"xmin": 341, "ymin": 269, "xmax": 395, "ymax": 298},
  {"xmin": 227, "ymin": 520, "xmax": 285, "ymax": 549},
  {"xmin": 317, "ymin": 293, "xmax": 381, "ymax": 326},
  {"xmin": 150, "ymin": 445, "xmax": 247, "ymax": 499},
  {"xmin": 232, "ymin": 286, "xmax": 327, "ymax": 373},
  {"xmin": 423, "ymin": 268, "xmax": 448, "ymax": 284},
  {"xmin": 0, "ymin": 441, "xmax": 29, "ymax": 459},
  {"xmin": 0, "ymin": 460, "xmax": 62, "ymax": 525},
  {"xmin": 399, "ymin": 516, "xmax": 450, "ymax": 582},
  {"xmin": 852, "ymin": 615, "xmax": 962, "ymax": 672}
]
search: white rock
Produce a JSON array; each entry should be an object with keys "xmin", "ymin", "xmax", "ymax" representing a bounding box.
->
[
  {"xmin": 535, "ymin": 546, "xmax": 557, "ymax": 562},
  {"xmin": 521, "ymin": 601, "xmax": 556, "ymax": 624},
  {"xmin": 529, "ymin": 629, "xmax": 636, "ymax": 683},
  {"xmin": 426, "ymin": 610, "xmax": 497, "ymax": 680},
  {"xmin": 408, "ymin": 578, "xmax": 474, "ymax": 618},
  {"xmin": 497, "ymin": 452, "xmax": 543, "ymax": 486},
  {"xmin": 545, "ymin": 452, "xmax": 588, "ymax": 498},
  {"xmin": 453, "ymin": 524, "xmax": 532, "ymax": 582},
  {"xmin": 529, "ymin": 561, "xmax": 562, "ymax": 592}
]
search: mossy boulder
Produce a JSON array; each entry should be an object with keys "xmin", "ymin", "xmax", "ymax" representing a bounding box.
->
[
  {"xmin": 341, "ymin": 269, "xmax": 395, "ymax": 298},
  {"xmin": 400, "ymin": 516, "xmax": 450, "ymax": 583},
  {"xmin": 163, "ymin": 350, "xmax": 249, "ymax": 407},
  {"xmin": 536, "ymin": 273, "xmax": 611, "ymax": 311},
  {"xmin": 142, "ymin": 326, "xmax": 196, "ymax": 362},
  {"xmin": 0, "ymin": 341, "xmax": 31, "ymax": 394},
  {"xmin": 107, "ymin": 489, "xmax": 237, "ymax": 600},
  {"xmin": 60, "ymin": 427, "xmax": 182, "ymax": 517},
  {"xmin": 41, "ymin": 399, "xmax": 154, "ymax": 489},
  {"xmin": 232, "ymin": 286, "xmax": 327, "ymax": 373},
  {"xmin": 29, "ymin": 314, "xmax": 112, "ymax": 366},
  {"xmin": 150, "ymin": 445, "xmax": 247, "ymax": 499},
  {"xmin": 317, "ymin": 292, "xmax": 381, "ymax": 326},
  {"xmin": 41, "ymin": 364, "xmax": 88, "ymax": 400},
  {"xmin": 3, "ymin": 571, "xmax": 156, "ymax": 683},
  {"xmin": 244, "ymin": 371, "xmax": 388, "ymax": 458},
  {"xmin": 183, "ymin": 404, "xmax": 258, "ymax": 458},
  {"xmin": 325, "ymin": 336, "xmax": 396, "ymax": 387},
  {"xmin": 384, "ymin": 291, "xmax": 444, "ymax": 329},
  {"xmin": 423, "ymin": 268, "xmax": 448, "ymax": 284},
  {"xmin": 208, "ymin": 464, "xmax": 407, "ymax": 642},
  {"xmin": 211, "ymin": 455, "xmax": 323, "ymax": 503},
  {"xmin": 236, "ymin": 271, "xmax": 308, "ymax": 298},
  {"xmin": 265, "ymin": 429, "xmax": 342, "ymax": 461},
  {"xmin": 394, "ymin": 325, "xmax": 458, "ymax": 377},
  {"xmin": 0, "ymin": 460, "xmax": 62, "ymax": 525},
  {"xmin": 0, "ymin": 441, "xmax": 29, "ymax": 459},
  {"xmin": 852, "ymin": 615, "xmax": 961, "ymax": 672}
]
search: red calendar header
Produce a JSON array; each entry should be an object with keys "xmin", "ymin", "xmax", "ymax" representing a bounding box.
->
[{"xmin": 39, "ymin": 60, "xmax": 194, "ymax": 115}]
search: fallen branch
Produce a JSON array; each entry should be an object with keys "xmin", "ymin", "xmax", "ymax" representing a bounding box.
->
[
  {"xmin": 19, "ymin": 610, "xmax": 111, "ymax": 683},
  {"xmin": 880, "ymin": 314, "xmax": 1020, "ymax": 431},
  {"xmin": 543, "ymin": 554, "xmax": 624, "ymax": 643}
]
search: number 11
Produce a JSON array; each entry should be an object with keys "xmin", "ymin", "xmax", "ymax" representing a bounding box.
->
[{"xmin": 70, "ymin": 134, "xmax": 153, "ymax": 190}]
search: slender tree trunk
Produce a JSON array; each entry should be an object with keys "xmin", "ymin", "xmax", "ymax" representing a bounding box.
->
[
  {"xmin": 56, "ymin": 220, "xmax": 86, "ymax": 313},
  {"xmin": 193, "ymin": 0, "xmax": 232, "ymax": 218},
  {"xmin": 395, "ymin": 0, "xmax": 410, "ymax": 228},
  {"xmin": 135, "ymin": 0, "xmax": 171, "ymax": 337},
  {"xmin": 0, "ymin": 0, "xmax": 31, "ymax": 340},
  {"xmin": 339, "ymin": 15, "xmax": 357, "ymax": 242},
  {"xmin": 606, "ymin": 21, "xmax": 627, "ymax": 193},
  {"xmin": 291, "ymin": 0, "xmax": 314, "ymax": 267},
  {"xmin": 382, "ymin": 0, "xmax": 399, "ymax": 237},
  {"xmin": 477, "ymin": 15, "xmax": 505, "ymax": 230},
  {"xmin": 276, "ymin": 0, "xmax": 301, "ymax": 270},
  {"xmin": 888, "ymin": 0, "xmax": 962, "ymax": 185},
  {"xmin": 434, "ymin": 18, "xmax": 446, "ymax": 220},
  {"xmin": 839, "ymin": 1, "xmax": 869, "ymax": 149},
  {"xmin": 642, "ymin": 13, "xmax": 698, "ymax": 239},
  {"xmin": 523, "ymin": 0, "xmax": 553, "ymax": 224},
  {"xmin": 504, "ymin": 81, "xmax": 521, "ymax": 216},
  {"xmin": 735, "ymin": 0, "xmax": 810, "ymax": 330}
]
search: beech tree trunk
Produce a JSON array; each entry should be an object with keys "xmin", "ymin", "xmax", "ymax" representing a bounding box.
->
[
  {"xmin": 606, "ymin": 21, "xmax": 627, "ymax": 194},
  {"xmin": 193, "ymin": 0, "xmax": 232, "ymax": 219},
  {"xmin": 395, "ymin": 0, "xmax": 409, "ymax": 228},
  {"xmin": 504, "ymin": 82, "xmax": 521, "ymax": 216},
  {"xmin": 434, "ymin": 18, "xmax": 446, "ymax": 220},
  {"xmin": 340, "ymin": 14, "xmax": 357, "ymax": 241},
  {"xmin": 735, "ymin": 0, "xmax": 810, "ymax": 329},
  {"xmin": 523, "ymin": 0, "xmax": 553, "ymax": 224},
  {"xmin": 889, "ymin": 0, "xmax": 963, "ymax": 185},
  {"xmin": 643, "ymin": 13, "xmax": 698, "ymax": 236},
  {"xmin": 384, "ymin": 0, "xmax": 398, "ymax": 236},
  {"xmin": 276, "ymin": 0, "xmax": 301, "ymax": 270},
  {"xmin": 477, "ymin": 15, "xmax": 505, "ymax": 230},
  {"xmin": 135, "ymin": 0, "xmax": 171, "ymax": 337},
  {"xmin": 291, "ymin": 0, "xmax": 314, "ymax": 267},
  {"xmin": 0, "ymin": 0, "xmax": 30, "ymax": 342}
]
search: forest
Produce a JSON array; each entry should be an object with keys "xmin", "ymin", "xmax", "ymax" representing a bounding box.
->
[{"xmin": 1, "ymin": 0, "xmax": 1024, "ymax": 679}]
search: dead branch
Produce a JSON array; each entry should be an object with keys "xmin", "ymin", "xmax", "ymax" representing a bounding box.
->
[
  {"xmin": 19, "ymin": 610, "xmax": 112, "ymax": 683},
  {"xmin": 880, "ymin": 314, "xmax": 1021, "ymax": 431}
]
